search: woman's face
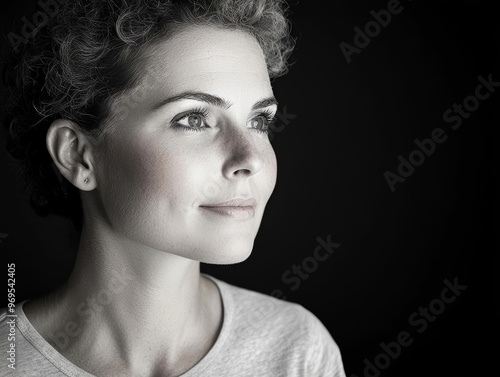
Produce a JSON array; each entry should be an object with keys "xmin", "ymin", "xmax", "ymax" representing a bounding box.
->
[{"xmin": 92, "ymin": 26, "xmax": 278, "ymax": 264}]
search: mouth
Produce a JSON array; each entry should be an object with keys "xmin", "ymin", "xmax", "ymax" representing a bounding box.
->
[{"xmin": 199, "ymin": 198, "xmax": 257, "ymax": 220}]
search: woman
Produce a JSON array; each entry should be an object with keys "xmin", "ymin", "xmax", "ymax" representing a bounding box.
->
[{"xmin": 0, "ymin": 0, "xmax": 346, "ymax": 375}]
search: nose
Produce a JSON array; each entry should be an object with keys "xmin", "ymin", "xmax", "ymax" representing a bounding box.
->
[{"xmin": 221, "ymin": 128, "xmax": 264, "ymax": 179}]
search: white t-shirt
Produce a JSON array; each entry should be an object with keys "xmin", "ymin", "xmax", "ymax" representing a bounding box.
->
[{"xmin": 0, "ymin": 275, "xmax": 346, "ymax": 376}]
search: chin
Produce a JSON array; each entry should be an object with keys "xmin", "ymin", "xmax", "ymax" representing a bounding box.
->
[{"xmin": 199, "ymin": 238, "xmax": 255, "ymax": 265}]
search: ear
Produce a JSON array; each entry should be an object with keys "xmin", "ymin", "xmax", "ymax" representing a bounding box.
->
[{"xmin": 46, "ymin": 119, "xmax": 97, "ymax": 191}]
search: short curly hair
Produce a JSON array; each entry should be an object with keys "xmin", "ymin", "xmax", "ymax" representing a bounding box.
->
[{"xmin": 1, "ymin": 0, "xmax": 295, "ymax": 232}]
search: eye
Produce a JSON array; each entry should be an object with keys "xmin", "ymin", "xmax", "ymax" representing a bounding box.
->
[
  {"xmin": 171, "ymin": 108, "xmax": 210, "ymax": 132},
  {"xmin": 249, "ymin": 110, "xmax": 276, "ymax": 134}
]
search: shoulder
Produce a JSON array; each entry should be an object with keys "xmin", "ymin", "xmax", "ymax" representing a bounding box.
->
[
  {"xmin": 212, "ymin": 275, "xmax": 330, "ymax": 336},
  {"xmin": 214, "ymin": 276, "xmax": 307, "ymax": 326},
  {"xmin": 208, "ymin": 276, "xmax": 346, "ymax": 376}
]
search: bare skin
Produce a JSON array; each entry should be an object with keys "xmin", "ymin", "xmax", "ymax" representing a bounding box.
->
[{"xmin": 23, "ymin": 25, "xmax": 278, "ymax": 377}]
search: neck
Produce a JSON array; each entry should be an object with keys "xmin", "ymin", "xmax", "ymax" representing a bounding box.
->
[{"xmin": 28, "ymin": 218, "xmax": 222, "ymax": 376}]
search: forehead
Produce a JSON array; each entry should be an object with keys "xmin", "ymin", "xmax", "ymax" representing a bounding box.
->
[{"xmin": 139, "ymin": 25, "xmax": 272, "ymax": 97}]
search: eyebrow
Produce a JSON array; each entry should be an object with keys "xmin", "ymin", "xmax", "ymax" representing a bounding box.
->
[{"xmin": 151, "ymin": 91, "xmax": 278, "ymax": 112}]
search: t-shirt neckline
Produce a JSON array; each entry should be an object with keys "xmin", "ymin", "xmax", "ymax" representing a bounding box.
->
[{"xmin": 16, "ymin": 273, "xmax": 232, "ymax": 376}]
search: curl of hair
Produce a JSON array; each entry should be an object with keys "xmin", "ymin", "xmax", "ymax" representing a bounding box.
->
[{"xmin": 0, "ymin": 0, "xmax": 295, "ymax": 232}]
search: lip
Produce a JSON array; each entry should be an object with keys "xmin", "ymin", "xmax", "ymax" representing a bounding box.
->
[
  {"xmin": 201, "ymin": 198, "xmax": 257, "ymax": 207},
  {"xmin": 200, "ymin": 198, "xmax": 257, "ymax": 220}
]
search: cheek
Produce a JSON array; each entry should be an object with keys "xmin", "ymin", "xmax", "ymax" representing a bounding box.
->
[{"xmin": 98, "ymin": 135, "xmax": 197, "ymax": 228}]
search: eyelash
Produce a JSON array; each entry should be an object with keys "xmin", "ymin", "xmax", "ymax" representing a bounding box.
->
[{"xmin": 171, "ymin": 108, "xmax": 277, "ymax": 134}]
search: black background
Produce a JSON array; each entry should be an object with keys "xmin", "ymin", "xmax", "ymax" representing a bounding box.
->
[{"xmin": 0, "ymin": 1, "xmax": 496, "ymax": 376}]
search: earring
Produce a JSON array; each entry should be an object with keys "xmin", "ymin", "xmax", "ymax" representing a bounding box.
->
[{"xmin": 84, "ymin": 178, "xmax": 89, "ymax": 184}]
